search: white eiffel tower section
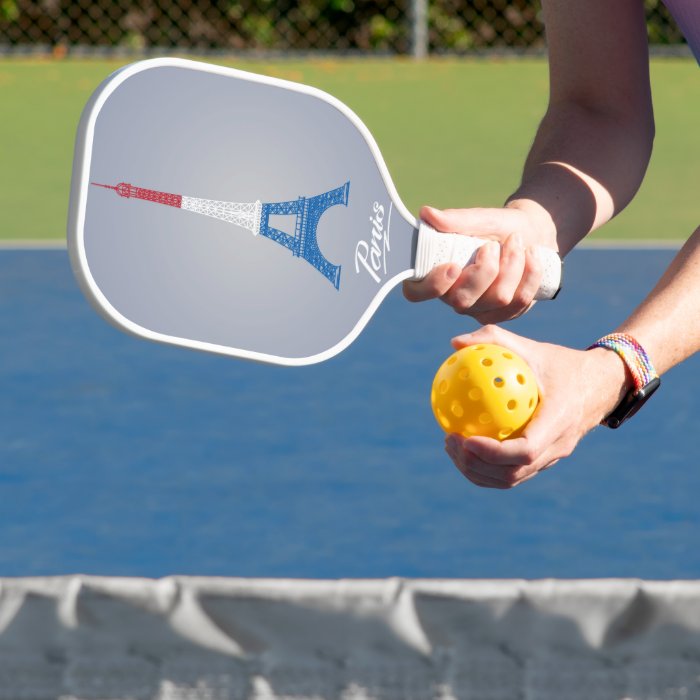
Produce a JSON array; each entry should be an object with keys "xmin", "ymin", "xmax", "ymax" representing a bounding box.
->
[{"xmin": 180, "ymin": 196, "xmax": 262, "ymax": 236}]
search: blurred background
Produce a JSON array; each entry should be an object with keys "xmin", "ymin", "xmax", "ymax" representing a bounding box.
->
[{"xmin": 0, "ymin": 0, "xmax": 689, "ymax": 57}]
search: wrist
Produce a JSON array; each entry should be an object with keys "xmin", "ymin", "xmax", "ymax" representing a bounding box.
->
[
  {"xmin": 504, "ymin": 198, "xmax": 558, "ymax": 250},
  {"xmin": 583, "ymin": 347, "xmax": 634, "ymax": 423}
]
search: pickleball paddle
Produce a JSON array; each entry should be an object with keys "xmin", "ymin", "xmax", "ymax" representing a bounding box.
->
[{"xmin": 68, "ymin": 58, "xmax": 561, "ymax": 365}]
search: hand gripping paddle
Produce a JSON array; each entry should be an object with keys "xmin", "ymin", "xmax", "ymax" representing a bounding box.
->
[{"xmin": 68, "ymin": 58, "xmax": 562, "ymax": 366}]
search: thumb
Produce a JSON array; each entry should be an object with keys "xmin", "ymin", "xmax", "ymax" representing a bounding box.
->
[
  {"xmin": 451, "ymin": 324, "xmax": 531, "ymax": 355},
  {"xmin": 420, "ymin": 205, "xmax": 519, "ymax": 240}
]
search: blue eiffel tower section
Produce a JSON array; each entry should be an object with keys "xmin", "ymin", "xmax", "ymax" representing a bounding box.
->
[{"xmin": 259, "ymin": 182, "xmax": 349, "ymax": 290}]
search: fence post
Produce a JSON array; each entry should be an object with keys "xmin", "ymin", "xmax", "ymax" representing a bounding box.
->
[{"xmin": 410, "ymin": 0, "xmax": 429, "ymax": 58}]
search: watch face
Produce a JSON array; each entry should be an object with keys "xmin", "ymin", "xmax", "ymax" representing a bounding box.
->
[{"xmin": 604, "ymin": 377, "xmax": 661, "ymax": 429}]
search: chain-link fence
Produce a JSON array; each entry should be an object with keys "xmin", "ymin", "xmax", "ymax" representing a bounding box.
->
[{"xmin": 0, "ymin": 0, "xmax": 688, "ymax": 57}]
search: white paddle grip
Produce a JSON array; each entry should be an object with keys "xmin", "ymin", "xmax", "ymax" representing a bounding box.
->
[{"xmin": 413, "ymin": 222, "xmax": 562, "ymax": 301}]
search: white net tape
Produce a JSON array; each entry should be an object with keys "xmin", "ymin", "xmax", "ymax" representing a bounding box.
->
[{"xmin": 1, "ymin": 577, "xmax": 700, "ymax": 699}]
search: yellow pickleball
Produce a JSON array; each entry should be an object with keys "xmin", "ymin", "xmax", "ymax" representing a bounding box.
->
[{"xmin": 431, "ymin": 344, "xmax": 539, "ymax": 441}]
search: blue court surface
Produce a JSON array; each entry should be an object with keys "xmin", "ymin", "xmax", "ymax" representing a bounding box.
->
[{"xmin": 0, "ymin": 247, "xmax": 697, "ymax": 579}]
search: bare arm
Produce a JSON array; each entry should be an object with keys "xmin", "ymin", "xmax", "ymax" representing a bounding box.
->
[
  {"xmin": 404, "ymin": 0, "xmax": 655, "ymax": 315},
  {"xmin": 617, "ymin": 228, "xmax": 700, "ymax": 374},
  {"xmin": 509, "ymin": 0, "xmax": 656, "ymax": 254}
]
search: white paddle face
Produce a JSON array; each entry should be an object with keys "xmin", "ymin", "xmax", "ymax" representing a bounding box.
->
[{"xmin": 68, "ymin": 59, "xmax": 418, "ymax": 365}]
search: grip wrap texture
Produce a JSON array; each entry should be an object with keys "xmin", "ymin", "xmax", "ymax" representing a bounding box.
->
[{"xmin": 413, "ymin": 222, "xmax": 562, "ymax": 301}]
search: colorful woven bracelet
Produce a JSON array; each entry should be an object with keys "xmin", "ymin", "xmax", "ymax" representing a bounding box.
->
[{"xmin": 587, "ymin": 333, "xmax": 658, "ymax": 395}]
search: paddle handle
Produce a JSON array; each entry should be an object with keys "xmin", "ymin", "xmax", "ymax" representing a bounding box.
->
[{"xmin": 412, "ymin": 222, "xmax": 562, "ymax": 300}]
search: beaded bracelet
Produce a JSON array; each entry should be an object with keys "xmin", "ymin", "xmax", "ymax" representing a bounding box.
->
[{"xmin": 587, "ymin": 333, "xmax": 658, "ymax": 394}]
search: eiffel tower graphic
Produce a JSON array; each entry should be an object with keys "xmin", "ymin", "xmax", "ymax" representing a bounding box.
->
[{"xmin": 92, "ymin": 181, "xmax": 350, "ymax": 289}]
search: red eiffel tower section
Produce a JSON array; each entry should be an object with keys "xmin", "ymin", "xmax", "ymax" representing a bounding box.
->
[{"xmin": 92, "ymin": 182, "xmax": 183, "ymax": 209}]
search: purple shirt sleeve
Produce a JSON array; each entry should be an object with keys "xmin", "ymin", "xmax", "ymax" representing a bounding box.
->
[{"xmin": 663, "ymin": 0, "xmax": 700, "ymax": 63}]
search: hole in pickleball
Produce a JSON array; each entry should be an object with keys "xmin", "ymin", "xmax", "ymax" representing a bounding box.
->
[
  {"xmin": 438, "ymin": 410, "xmax": 451, "ymax": 430},
  {"xmin": 481, "ymin": 358, "xmax": 493, "ymax": 366},
  {"xmin": 478, "ymin": 413, "xmax": 492, "ymax": 424},
  {"xmin": 451, "ymin": 401, "xmax": 464, "ymax": 418},
  {"xmin": 529, "ymin": 397, "xmax": 535, "ymax": 408},
  {"xmin": 507, "ymin": 400, "xmax": 517, "ymax": 411},
  {"xmin": 474, "ymin": 345, "xmax": 485, "ymax": 351},
  {"xmin": 493, "ymin": 377, "xmax": 504, "ymax": 387},
  {"xmin": 439, "ymin": 380, "xmax": 449, "ymax": 394},
  {"xmin": 516, "ymin": 374, "xmax": 526, "ymax": 385},
  {"xmin": 502, "ymin": 352, "xmax": 513, "ymax": 359},
  {"xmin": 468, "ymin": 388, "xmax": 483, "ymax": 401},
  {"xmin": 458, "ymin": 368, "xmax": 470, "ymax": 380},
  {"xmin": 447, "ymin": 355, "xmax": 458, "ymax": 365},
  {"xmin": 499, "ymin": 427, "xmax": 513, "ymax": 439}
]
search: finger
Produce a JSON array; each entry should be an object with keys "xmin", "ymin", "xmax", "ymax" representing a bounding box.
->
[
  {"xmin": 447, "ymin": 435, "xmax": 539, "ymax": 485},
  {"xmin": 461, "ymin": 470, "xmax": 514, "ymax": 489},
  {"xmin": 447, "ymin": 446, "xmax": 514, "ymax": 489},
  {"xmin": 490, "ymin": 232, "xmax": 526, "ymax": 305},
  {"xmin": 458, "ymin": 434, "xmax": 538, "ymax": 468},
  {"xmin": 468, "ymin": 233, "xmax": 528, "ymax": 322},
  {"xmin": 474, "ymin": 247, "xmax": 543, "ymax": 323},
  {"xmin": 465, "ymin": 454, "xmax": 538, "ymax": 486},
  {"xmin": 464, "ymin": 422, "xmax": 563, "ymax": 477},
  {"xmin": 513, "ymin": 246, "xmax": 543, "ymax": 307},
  {"xmin": 420, "ymin": 205, "xmax": 520, "ymax": 240},
  {"xmin": 441, "ymin": 240, "xmax": 501, "ymax": 314},
  {"xmin": 451, "ymin": 323, "xmax": 521, "ymax": 351},
  {"xmin": 403, "ymin": 263, "xmax": 462, "ymax": 302}
]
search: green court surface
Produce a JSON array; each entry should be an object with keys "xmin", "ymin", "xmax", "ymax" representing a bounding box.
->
[{"xmin": 0, "ymin": 56, "xmax": 696, "ymax": 242}]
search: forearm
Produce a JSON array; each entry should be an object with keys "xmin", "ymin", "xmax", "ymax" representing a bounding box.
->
[
  {"xmin": 616, "ymin": 227, "xmax": 700, "ymax": 374},
  {"xmin": 586, "ymin": 228, "xmax": 700, "ymax": 423},
  {"xmin": 504, "ymin": 0, "xmax": 654, "ymax": 256},
  {"xmin": 507, "ymin": 102, "xmax": 654, "ymax": 255}
]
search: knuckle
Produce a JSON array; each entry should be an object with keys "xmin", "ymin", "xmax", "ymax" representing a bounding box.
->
[
  {"xmin": 512, "ymin": 287, "xmax": 533, "ymax": 308},
  {"xmin": 520, "ymin": 445, "xmax": 540, "ymax": 466},
  {"xmin": 481, "ymin": 323, "xmax": 502, "ymax": 339},
  {"xmin": 526, "ymin": 249, "xmax": 543, "ymax": 274},
  {"xmin": 480, "ymin": 257, "xmax": 499, "ymax": 278},
  {"xmin": 491, "ymin": 288, "xmax": 514, "ymax": 307},
  {"xmin": 559, "ymin": 441, "xmax": 576, "ymax": 459},
  {"xmin": 502, "ymin": 471, "xmax": 520, "ymax": 488},
  {"xmin": 448, "ymin": 292, "xmax": 476, "ymax": 315},
  {"xmin": 455, "ymin": 302, "xmax": 475, "ymax": 316}
]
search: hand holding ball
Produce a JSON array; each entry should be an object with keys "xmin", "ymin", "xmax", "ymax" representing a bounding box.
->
[{"xmin": 431, "ymin": 344, "xmax": 539, "ymax": 440}]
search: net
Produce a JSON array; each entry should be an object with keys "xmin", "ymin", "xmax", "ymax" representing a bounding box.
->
[{"xmin": 1, "ymin": 576, "xmax": 699, "ymax": 699}]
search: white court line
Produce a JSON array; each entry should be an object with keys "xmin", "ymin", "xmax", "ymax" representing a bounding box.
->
[
  {"xmin": 579, "ymin": 238, "xmax": 682, "ymax": 250},
  {"xmin": 0, "ymin": 239, "xmax": 67, "ymax": 249},
  {"xmin": 0, "ymin": 238, "xmax": 684, "ymax": 250}
]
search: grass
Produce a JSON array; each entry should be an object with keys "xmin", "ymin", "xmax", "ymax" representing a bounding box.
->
[{"xmin": 0, "ymin": 56, "xmax": 697, "ymax": 241}]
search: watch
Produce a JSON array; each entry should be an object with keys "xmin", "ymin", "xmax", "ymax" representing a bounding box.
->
[{"xmin": 587, "ymin": 333, "xmax": 661, "ymax": 429}]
